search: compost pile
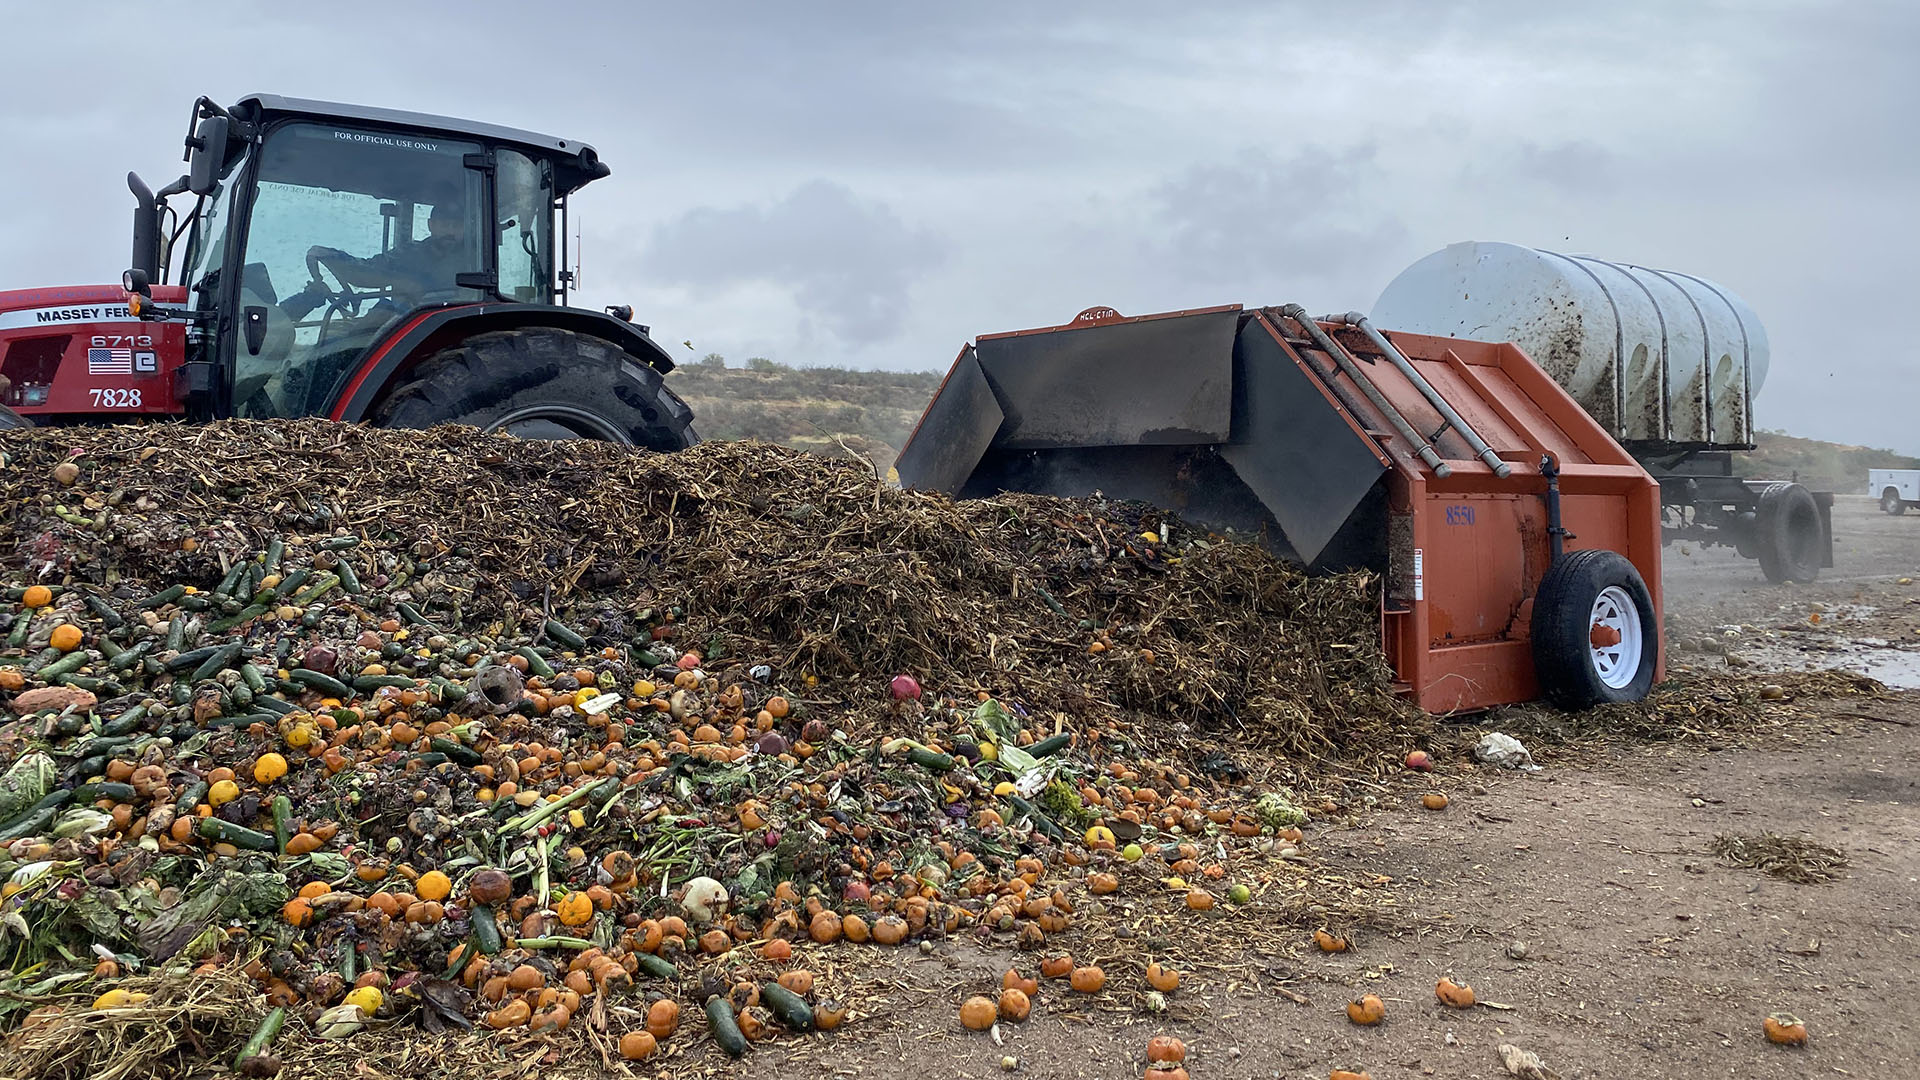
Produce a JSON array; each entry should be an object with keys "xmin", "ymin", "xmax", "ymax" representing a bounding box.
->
[{"xmin": 0, "ymin": 420, "xmax": 1410, "ymax": 1076}]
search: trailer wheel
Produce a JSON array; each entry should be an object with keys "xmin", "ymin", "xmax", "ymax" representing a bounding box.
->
[
  {"xmin": 371, "ymin": 328, "xmax": 698, "ymax": 450},
  {"xmin": 1530, "ymin": 548, "xmax": 1658, "ymax": 710},
  {"xmin": 1755, "ymin": 482, "xmax": 1823, "ymax": 583},
  {"xmin": 1884, "ymin": 487, "xmax": 1908, "ymax": 516}
]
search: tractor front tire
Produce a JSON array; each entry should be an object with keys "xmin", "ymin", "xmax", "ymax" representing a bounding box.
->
[
  {"xmin": 372, "ymin": 328, "xmax": 698, "ymax": 450},
  {"xmin": 1529, "ymin": 548, "xmax": 1659, "ymax": 710},
  {"xmin": 1754, "ymin": 482, "xmax": 1823, "ymax": 584}
]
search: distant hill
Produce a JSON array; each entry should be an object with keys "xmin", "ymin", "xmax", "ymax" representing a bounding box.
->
[
  {"xmin": 667, "ymin": 358, "xmax": 1917, "ymax": 493},
  {"xmin": 667, "ymin": 356, "xmax": 942, "ymax": 472},
  {"xmin": 1739, "ymin": 431, "xmax": 1920, "ymax": 494}
]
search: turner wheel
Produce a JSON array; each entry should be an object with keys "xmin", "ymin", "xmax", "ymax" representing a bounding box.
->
[{"xmin": 1530, "ymin": 548, "xmax": 1658, "ymax": 710}]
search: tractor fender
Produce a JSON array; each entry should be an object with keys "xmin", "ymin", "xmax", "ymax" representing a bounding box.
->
[{"xmin": 324, "ymin": 303, "xmax": 677, "ymax": 422}]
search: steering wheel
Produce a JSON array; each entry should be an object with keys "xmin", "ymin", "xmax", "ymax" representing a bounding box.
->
[{"xmin": 304, "ymin": 248, "xmax": 363, "ymax": 319}]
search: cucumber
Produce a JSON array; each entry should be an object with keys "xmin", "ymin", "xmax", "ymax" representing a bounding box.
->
[
  {"xmin": 429, "ymin": 738, "xmax": 482, "ymax": 767},
  {"xmin": 289, "ymin": 669, "xmax": 351, "ymax": 698},
  {"xmin": 72, "ymin": 781, "xmax": 137, "ymax": 803},
  {"xmin": 261, "ymin": 537, "xmax": 285, "ymax": 577},
  {"xmin": 0, "ymin": 790, "xmax": 73, "ymax": 840},
  {"xmin": 197, "ymin": 818, "xmax": 277, "ymax": 851},
  {"xmin": 333, "ymin": 558, "xmax": 361, "ymax": 595},
  {"xmin": 705, "ymin": 996, "xmax": 750, "ymax": 1057},
  {"xmin": 759, "ymin": 982, "xmax": 814, "ymax": 1031},
  {"xmin": 206, "ymin": 605, "xmax": 269, "ymax": 633},
  {"xmin": 471, "ymin": 903, "xmax": 504, "ymax": 954},
  {"xmin": 190, "ymin": 642, "xmax": 244, "ymax": 682},
  {"xmin": 82, "ymin": 594, "xmax": 123, "ymax": 630},
  {"xmin": 543, "ymin": 620, "xmax": 587, "ymax": 652},
  {"xmin": 516, "ymin": 647, "xmax": 554, "ymax": 679},
  {"xmin": 102, "ymin": 706, "xmax": 148, "ymax": 736},
  {"xmin": 234, "ymin": 1006, "xmax": 285, "ymax": 1070},
  {"xmin": 395, "ymin": 602, "xmax": 442, "ymax": 633},
  {"xmin": 271, "ymin": 795, "xmax": 293, "ymax": 853},
  {"xmin": 139, "ymin": 585, "xmax": 186, "ymax": 610},
  {"xmin": 1030, "ymin": 733, "xmax": 1073, "ymax": 758},
  {"xmin": 632, "ymin": 951, "xmax": 677, "ymax": 979},
  {"xmin": 907, "ymin": 747, "xmax": 955, "ymax": 774},
  {"xmin": 175, "ymin": 781, "xmax": 209, "ymax": 815}
]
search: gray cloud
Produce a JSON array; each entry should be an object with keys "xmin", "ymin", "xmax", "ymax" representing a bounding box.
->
[
  {"xmin": 1146, "ymin": 146, "xmax": 1408, "ymax": 290},
  {"xmin": 1510, "ymin": 140, "xmax": 1618, "ymax": 195},
  {"xmin": 638, "ymin": 182, "xmax": 944, "ymax": 347}
]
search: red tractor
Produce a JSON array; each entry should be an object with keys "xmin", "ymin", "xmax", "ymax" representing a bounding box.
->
[{"xmin": 0, "ymin": 94, "xmax": 697, "ymax": 446}]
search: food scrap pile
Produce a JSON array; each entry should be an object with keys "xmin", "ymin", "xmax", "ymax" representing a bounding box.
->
[{"xmin": 0, "ymin": 421, "xmax": 1416, "ymax": 1077}]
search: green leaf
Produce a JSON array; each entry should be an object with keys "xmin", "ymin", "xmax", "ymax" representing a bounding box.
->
[{"xmin": 971, "ymin": 699, "xmax": 1021, "ymax": 744}]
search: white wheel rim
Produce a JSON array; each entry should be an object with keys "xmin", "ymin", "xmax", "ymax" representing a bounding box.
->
[{"xmin": 1588, "ymin": 585, "xmax": 1643, "ymax": 689}]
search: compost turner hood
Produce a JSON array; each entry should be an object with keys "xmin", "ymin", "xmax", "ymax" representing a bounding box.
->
[{"xmin": 896, "ymin": 304, "xmax": 1665, "ymax": 713}]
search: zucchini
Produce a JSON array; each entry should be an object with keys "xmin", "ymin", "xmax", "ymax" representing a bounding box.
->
[
  {"xmin": 470, "ymin": 903, "xmax": 504, "ymax": 954},
  {"xmin": 543, "ymin": 619, "xmax": 587, "ymax": 652},
  {"xmin": 272, "ymin": 568, "xmax": 312, "ymax": 601},
  {"xmin": 33, "ymin": 652, "xmax": 91, "ymax": 683},
  {"xmin": 261, "ymin": 537, "xmax": 285, "ymax": 577},
  {"xmin": 251, "ymin": 694, "xmax": 294, "ymax": 715},
  {"xmin": 1007, "ymin": 795, "xmax": 1064, "ymax": 841},
  {"xmin": 165, "ymin": 644, "xmax": 225, "ymax": 673},
  {"xmin": 632, "ymin": 951, "xmax": 677, "ymax": 979},
  {"xmin": 197, "ymin": 817, "xmax": 277, "ymax": 851},
  {"xmin": 213, "ymin": 561, "xmax": 249, "ymax": 599},
  {"xmin": 907, "ymin": 747, "xmax": 955, "ymax": 774},
  {"xmin": 333, "ymin": 557, "xmax": 361, "ymax": 595},
  {"xmin": 56, "ymin": 676, "xmax": 120, "ymax": 695},
  {"xmin": 352, "ymin": 675, "xmax": 417, "ymax": 692},
  {"xmin": 1030, "ymin": 733, "xmax": 1073, "ymax": 758},
  {"xmin": 288, "ymin": 574, "xmax": 339, "ymax": 607},
  {"xmin": 239, "ymin": 663, "xmax": 269, "ymax": 695},
  {"xmin": 705, "ymin": 995, "xmax": 749, "ymax": 1057},
  {"xmin": 759, "ymin": 982, "xmax": 814, "ymax": 1031},
  {"xmin": 7, "ymin": 615, "xmax": 30, "ymax": 648},
  {"xmin": 108, "ymin": 640, "xmax": 152, "ymax": 671},
  {"xmin": 321, "ymin": 535, "xmax": 361, "ymax": 551},
  {"xmin": 289, "ymin": 669, "xmax": 351, "ymax": 698}
]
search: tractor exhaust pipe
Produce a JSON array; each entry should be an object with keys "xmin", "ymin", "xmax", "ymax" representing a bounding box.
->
[
  {"xmin": 1277, "ymin": 305, "xmax": 1451, "ymax": 479},
  {"xmin": 1322, "ymin": 311, "xmax": 1513, "ymax": 478},
  {"xmin": 128, "ymin": 172, "xmax": 159, "ymax": 282}
]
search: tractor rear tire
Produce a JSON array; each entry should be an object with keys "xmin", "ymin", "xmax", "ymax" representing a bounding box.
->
[
  {"xmin": 1754, "ymin": 482, "xmax": 1823, "ymax": 584},
  {"xmin": 1529, "ymin": 548, "xmax": 1658, "ymax": 710},
  {"xmin": 1884, "ymin": 488, "xmax": 1908, "ymax": 516},
  {"xmin": 371, "ymin": 327, "xmax": 698, "ymax": 450}
]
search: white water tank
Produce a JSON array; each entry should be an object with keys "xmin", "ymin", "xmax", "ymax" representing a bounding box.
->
[{"xmin": 1372, "ymin": 241, "xmax": 1769, "ymax": 449}]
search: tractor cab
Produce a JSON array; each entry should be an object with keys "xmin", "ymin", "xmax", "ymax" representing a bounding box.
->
[{"xmin": 126, "ymin": 94, "xmax": 612, "ymax": 420}]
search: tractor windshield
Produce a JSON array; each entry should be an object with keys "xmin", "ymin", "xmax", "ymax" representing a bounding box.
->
[{"xmin": 233, "ymin": 122, "xmax": 485, "ymax": 419}]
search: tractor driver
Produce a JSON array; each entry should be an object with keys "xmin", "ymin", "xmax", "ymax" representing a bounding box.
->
[{"xmin": 298, "ymin": 201, "xmax": 470, "ymax": 313}]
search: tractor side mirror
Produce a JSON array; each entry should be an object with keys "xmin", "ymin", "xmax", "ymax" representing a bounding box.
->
[
  {"xmin": 243, "ymin": 306, "xmax": 268, "ymax": 356},
  {"xmin": 186, "ymin": 114, "xmax": 230, "ymax": 196}
]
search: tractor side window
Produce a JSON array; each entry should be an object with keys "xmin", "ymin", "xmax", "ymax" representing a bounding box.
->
[
  {"xmin": 232, "ymin": 123, "xmax": 482, "ymax": 420},
  {"xmin": 496, "ymin": 150, "xmax": 553, "ymax": 305},
  {"xmin": 182, "ymin": 182, "xmax": 236, "ymax": 311}
]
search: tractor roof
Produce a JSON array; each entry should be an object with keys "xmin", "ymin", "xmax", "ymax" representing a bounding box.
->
[{"xmin": 233, "ymin": 94, "xmax": 609, "ymax": 190}]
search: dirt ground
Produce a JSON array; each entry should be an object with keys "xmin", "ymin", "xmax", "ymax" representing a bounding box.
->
[{"xmin": 704, "ymin": 495, "xmax": 1920, "ymax": 1080}]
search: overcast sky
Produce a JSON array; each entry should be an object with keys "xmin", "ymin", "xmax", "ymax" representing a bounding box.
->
[{"xmin": 3, "ymin": 1, "xmax": 1915, "ymax": 452}]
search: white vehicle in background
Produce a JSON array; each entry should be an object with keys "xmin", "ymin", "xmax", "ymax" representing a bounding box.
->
[{"xmin": 1871, "ymin": 469, "xmax": 1919, "ymax": 515}]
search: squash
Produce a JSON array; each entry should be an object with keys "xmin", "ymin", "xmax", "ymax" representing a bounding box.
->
[
  {"xmin": 1146, "ymin": 962, "xmax": 1180, "ymax": 992},
  {"xmin": 960, "ymin": 995, "xmax": 997, "ymax": 1031},
  {"xmin": 776, "ymin": 969, "xmax": 814, "ymax": 995},
  {"xmin": 1069, "ymin": 966, "xmax": 1105, "ymax": 993},
  {"xmin": 646, "ymin": 998, "xmax": 681, "ymax": 1038},
  {"xmin": 813, "ymin": 998, "xmax": 850, "ymax": 1030},
  {"xmin": 998, "ymin": 988, "xmax": 1030, "ymax": 1022},
  {"xmin": 1313, "ymin": 929, "xmax": 1349, "ymax": 953},
  {"xmin": 619, "ymin": 1031, "xmax": 657, "ymax": 1059},
  {"xmin": 1001, "ymin": 969, "xmax": 1038, "ymax": 997},
  {"xmin": 1146, "ymin": 1035, "xmax": 1186, "ymax": 1063},
  {"xmin": 1040, "ymin": 954, "xmax": 1074, "ymax": 979}
]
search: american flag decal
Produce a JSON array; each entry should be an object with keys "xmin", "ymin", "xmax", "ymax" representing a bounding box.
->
[{"xmin": 87, "ymin": 348, "xmax": 133, "ymax": 375}]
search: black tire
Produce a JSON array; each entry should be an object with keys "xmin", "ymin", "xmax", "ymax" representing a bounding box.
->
[
  {"xmin": 1530, "ymin": 548, "xmax": 1658, "ymax": 710},
  {"xmin": 1754, "ymin": 482, "xmax": 1822, "ymax": 584},
  {"xmin": 371, "ymin": 327, "xmax": 698, "ymax": 450},
  {"xmin": 1884, "ymin": 488, "xmax": 1908, "ymax": 516}
]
